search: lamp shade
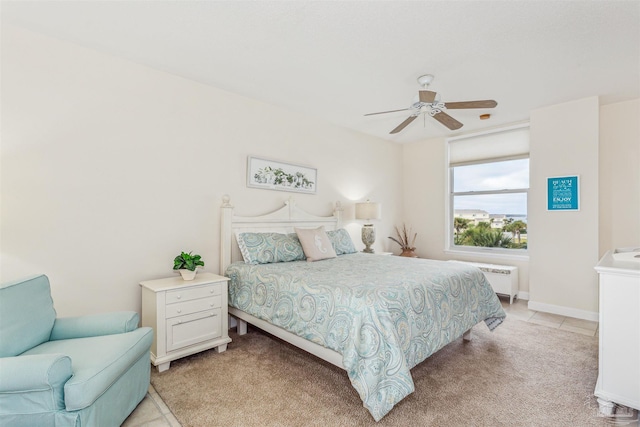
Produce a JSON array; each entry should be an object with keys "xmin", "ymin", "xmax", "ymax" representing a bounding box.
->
[{"xmin": 355, "ymin": 201, "xmax": 381, "ymax": 221}]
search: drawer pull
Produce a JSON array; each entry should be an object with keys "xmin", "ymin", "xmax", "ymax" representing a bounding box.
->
[
  {"xmin": 177, "ymin": 309, "xmax": 182, "ymax": 313},
  {"xmin": 210, "ymin": 313, "xmax": 217, "ymax": 317},
  {"xmin": 178, "ymin": 320, "xmax": 182, "ymax": 324},
  {"xmin": 210, "ymin": 289, "xmax": 214, "ymax": 294},
  {"xmin": 176, "ymin": 295, "xmax": 181, "ymax": 300}
]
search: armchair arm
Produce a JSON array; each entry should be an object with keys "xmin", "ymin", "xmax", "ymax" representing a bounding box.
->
[
  {"xmin": 0, "ymin": 354, "xmax": 72, "ymax": 411},
  {"xmin": 50, "ymin": 311, "xmax": 140, "ymax": 341}
]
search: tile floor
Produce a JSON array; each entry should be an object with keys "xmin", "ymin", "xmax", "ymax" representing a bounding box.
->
[
  {"xmin": 122, "ymin": 298, "xmax": 599, "ymax": 426},
  {"xmin": 122, "ymin": 384, "xmax": 181, "ymax": 427},
  {"xmin": 499, "ymin": 297, "xmax": 599, "ymax": 337}
]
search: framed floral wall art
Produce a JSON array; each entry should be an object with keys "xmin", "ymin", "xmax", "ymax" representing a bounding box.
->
[{"xmin": 247, "ymin": 156, "xmax": 317, "ymax": 194}]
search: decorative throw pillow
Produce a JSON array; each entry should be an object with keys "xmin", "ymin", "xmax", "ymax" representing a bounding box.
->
[
  {"xmin": 327, "ymin": 229, "xmax": 357, "ymax": 255},
  {"xmin": 236, "ymin": 232, "xmax": 305, "ymax": 264},
  {"xmin": 294, "ymin": 226, "xmax": 337, "ymax": 262}
]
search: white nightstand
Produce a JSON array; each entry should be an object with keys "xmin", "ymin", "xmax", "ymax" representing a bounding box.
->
[{"xmin": 140, "ymin": 272, "xmax": 231, "ymax": 372}]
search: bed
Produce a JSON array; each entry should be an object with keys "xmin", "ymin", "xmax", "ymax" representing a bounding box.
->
[{"xmin": 219, "ymin": 195, "xmax": 506, "ymax": 421}]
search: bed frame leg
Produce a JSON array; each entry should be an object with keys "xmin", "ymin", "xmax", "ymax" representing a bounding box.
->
[
  {"xmin": 463, "ymin": 328, "xmax": 473, "ymax": 341},
  {"xmin": 237, "ymin": 318, "xmax": 248, "ymax": 335}
]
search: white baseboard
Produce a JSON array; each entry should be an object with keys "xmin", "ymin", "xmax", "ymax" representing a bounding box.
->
[
  {"xmin": 517, "ymin": 291, "xmax": 529, "ymax": 300},
  {"xmin": 527, "ymin": 300, "xmax": 599, "ymax": 322}
]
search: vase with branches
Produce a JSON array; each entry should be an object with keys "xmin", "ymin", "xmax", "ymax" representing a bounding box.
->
[{"xmin": 388, "ymin": 224, "xmax": 418, "ymax": 257}]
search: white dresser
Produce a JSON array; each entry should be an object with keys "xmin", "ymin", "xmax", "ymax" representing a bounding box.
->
[
  {"xmin": 594, "ymin": 248, "xmax": 640, "ymax": 414},
  {"xmin": 140, "ymin": 272, "xmax": 231, "ymax": 372}
]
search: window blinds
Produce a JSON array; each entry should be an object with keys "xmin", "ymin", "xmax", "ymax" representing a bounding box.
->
[{"xmin": 448, "ymin": 125, "xmax": 529, "ymax": 167}]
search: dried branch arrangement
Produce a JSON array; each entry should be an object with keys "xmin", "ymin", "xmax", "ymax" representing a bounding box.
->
[{"xmin": 388, "ymin": 224, "xmax": 417, "ymax": 250}]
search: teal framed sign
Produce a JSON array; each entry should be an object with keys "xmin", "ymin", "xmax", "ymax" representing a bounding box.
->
[{"xmin": 547, "ymin": 175, "xmax": 579, "ymax": 211}]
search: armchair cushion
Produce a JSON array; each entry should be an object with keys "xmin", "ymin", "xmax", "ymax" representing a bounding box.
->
[
  {"xmin": 23, "ymin": 326, "xmax": 153, "ymax": 411},
  {"xmin": 50, "ymin": 311, "xmax": 140, "ymax": 340},
  {"xmin": 0, "ymin": 354, "xmax": 72, "ymax": 413},
  {"xmin": 0, "ymin": 275, "xmax": 56, "ymax": 357}
]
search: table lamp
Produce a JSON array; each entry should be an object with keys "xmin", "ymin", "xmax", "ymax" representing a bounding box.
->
[{"xmin": 355, "ymin": 200, "xmax": 382, "ymax": 253}]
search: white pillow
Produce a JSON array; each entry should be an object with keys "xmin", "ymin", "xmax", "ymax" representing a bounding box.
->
[{"xmin": 294, "ymin": 226, "xmax": 337, "ymax": 262}]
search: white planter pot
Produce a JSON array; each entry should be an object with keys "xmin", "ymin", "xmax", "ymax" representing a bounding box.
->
[{"xmin": 178, "ymin": 269, "xmax": 197, "ymax": 281}]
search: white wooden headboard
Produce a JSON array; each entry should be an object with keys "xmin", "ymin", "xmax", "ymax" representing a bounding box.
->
[{"xmin": 219, "ymin": 195, "xmax": 343, "ymax": 274}]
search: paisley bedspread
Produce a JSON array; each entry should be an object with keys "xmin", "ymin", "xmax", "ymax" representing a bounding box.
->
[{"xmin": 226, "ymin": 253, "xmax": 505, "ymax": 421}]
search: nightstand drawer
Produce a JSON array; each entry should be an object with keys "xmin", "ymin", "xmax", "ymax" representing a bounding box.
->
[
  {"xmin": 165, "ymin": 283, "xmax": 221, "ymax": 304},
  {"xmin": 166, "ymin": 309, "xmax": 222, "ymax": 352},
  {"xmin": 165, "ymin": 295, "xmax": 221, "ymax": 318}
]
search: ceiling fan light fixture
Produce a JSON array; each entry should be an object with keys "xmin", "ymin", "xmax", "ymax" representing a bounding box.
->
[
  {"xmin": 364, "ymin": 73, "xmax": 497, "ymax": 133},
  {"xmin": 417, "ymin": 74, "xmax": 434, "ymax": 87}
]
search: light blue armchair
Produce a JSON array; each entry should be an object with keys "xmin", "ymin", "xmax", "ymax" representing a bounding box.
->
[{"xmin": 0, "ymin": 274, "xmax": 154, "ymax": 426}]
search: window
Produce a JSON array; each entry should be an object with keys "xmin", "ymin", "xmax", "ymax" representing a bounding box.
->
[{"xmin": 448, "ymin": 125, "xmax": 529, "ymax": 253}]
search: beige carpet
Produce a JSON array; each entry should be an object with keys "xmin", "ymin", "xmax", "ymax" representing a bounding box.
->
[{"xmin": 151, "ymin": 316, "xmax": 610, "ymax": 426}]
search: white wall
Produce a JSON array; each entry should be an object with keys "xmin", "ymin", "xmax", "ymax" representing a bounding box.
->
[
  {"xmin": 599, "ymin": 99, "xmax": 640, "ymax": 253},
  {"xmin": 401, "ymin": 137, "xmax": 446, "ymax": 258},
  {"xmin": 527, "ymin": 97, "xmax": 600, "ymax": 319},
  {"xmin": 0, "ymin": 25, "xmax": 403, "ymax": 316}
]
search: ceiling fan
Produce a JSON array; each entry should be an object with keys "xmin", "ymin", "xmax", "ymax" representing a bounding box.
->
[{"xmin": 365, "ymin": 74, "xmax": 498, "ymax": 134}]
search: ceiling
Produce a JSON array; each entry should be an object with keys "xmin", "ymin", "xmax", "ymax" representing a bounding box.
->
[{"xmin": 2, "ymin": 1, "xmax": 639, "ymax": 144}]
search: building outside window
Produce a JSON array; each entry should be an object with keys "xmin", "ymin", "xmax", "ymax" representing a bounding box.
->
[{"xmin": 448, "ymin": 125, "xmax": 529, "ymax": 254}]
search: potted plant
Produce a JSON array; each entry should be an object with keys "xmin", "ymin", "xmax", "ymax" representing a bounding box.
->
[
  {"xmin": 388, "ymin": 224, "xmax": 418, "ymax": 257},
  {"xmin": 173, "ymin": 251, "xmax": 205, "ymax": 280}
]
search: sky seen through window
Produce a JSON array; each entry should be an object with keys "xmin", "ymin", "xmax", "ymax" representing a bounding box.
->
[{"xmin": 453, "ymin": 158, "xmax": 529, "ymax": 217}]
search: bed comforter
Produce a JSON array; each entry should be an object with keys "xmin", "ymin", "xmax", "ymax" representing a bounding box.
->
[{"xmin": 226, "ymin": 253, "xmax": 505, "ymax": 421}]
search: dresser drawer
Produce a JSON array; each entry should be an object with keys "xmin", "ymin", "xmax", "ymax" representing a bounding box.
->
[
  {"xmin": 166, "ymin": 309, "xmax": 222, "ymax": 352},
  {"xmin": 165, "ymin": 283, "xmax": 222, "ymax": 304},
  {"xmin": 165, "ymin": 295, "xmax": 221, "ymax": 318}
]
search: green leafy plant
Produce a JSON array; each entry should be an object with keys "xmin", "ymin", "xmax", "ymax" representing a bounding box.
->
[
  {"xmin": 173, "ymin": 251, "xmax": 204, "ymax": 271},
  {"xmin": 388, "ymin": 224, "xmax": 417, "ymax": 250},
  {"xmin": 460, "ymin": 226, "xmax": 513, "ymax": 248}
]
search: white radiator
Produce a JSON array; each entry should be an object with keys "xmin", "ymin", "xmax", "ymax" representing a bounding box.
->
[{"xmin": 463, "ymin": 262, "xmax": 519, "ymax": 304}]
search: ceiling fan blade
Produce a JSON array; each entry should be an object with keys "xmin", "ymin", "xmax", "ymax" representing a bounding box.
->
[
  {"xmin": 419, "ymin": 90, "xmax": 437, "ymax": 103},
  {"xmin": 364, "ymin": 108, "xmax": 410, "ymax": 116},
  {"xmin": 445, "ymin": 100, "xmax": 498, "ymax": 109},
  {"xmin": 432, "ymin": 111, "xmax": 463, "ymax": 130},
  {"xmin": 390, "ymin": 116, "xmax": 418, "ymax": 134}
]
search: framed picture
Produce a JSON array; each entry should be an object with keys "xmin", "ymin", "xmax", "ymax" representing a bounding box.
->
[
  {"xmin": 247, "ymin": 156, "xmax": 317, "ymax": 194},
  {"xmin": 547, "ymin": 175, "xmax": 579, "ymax": 211}
]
